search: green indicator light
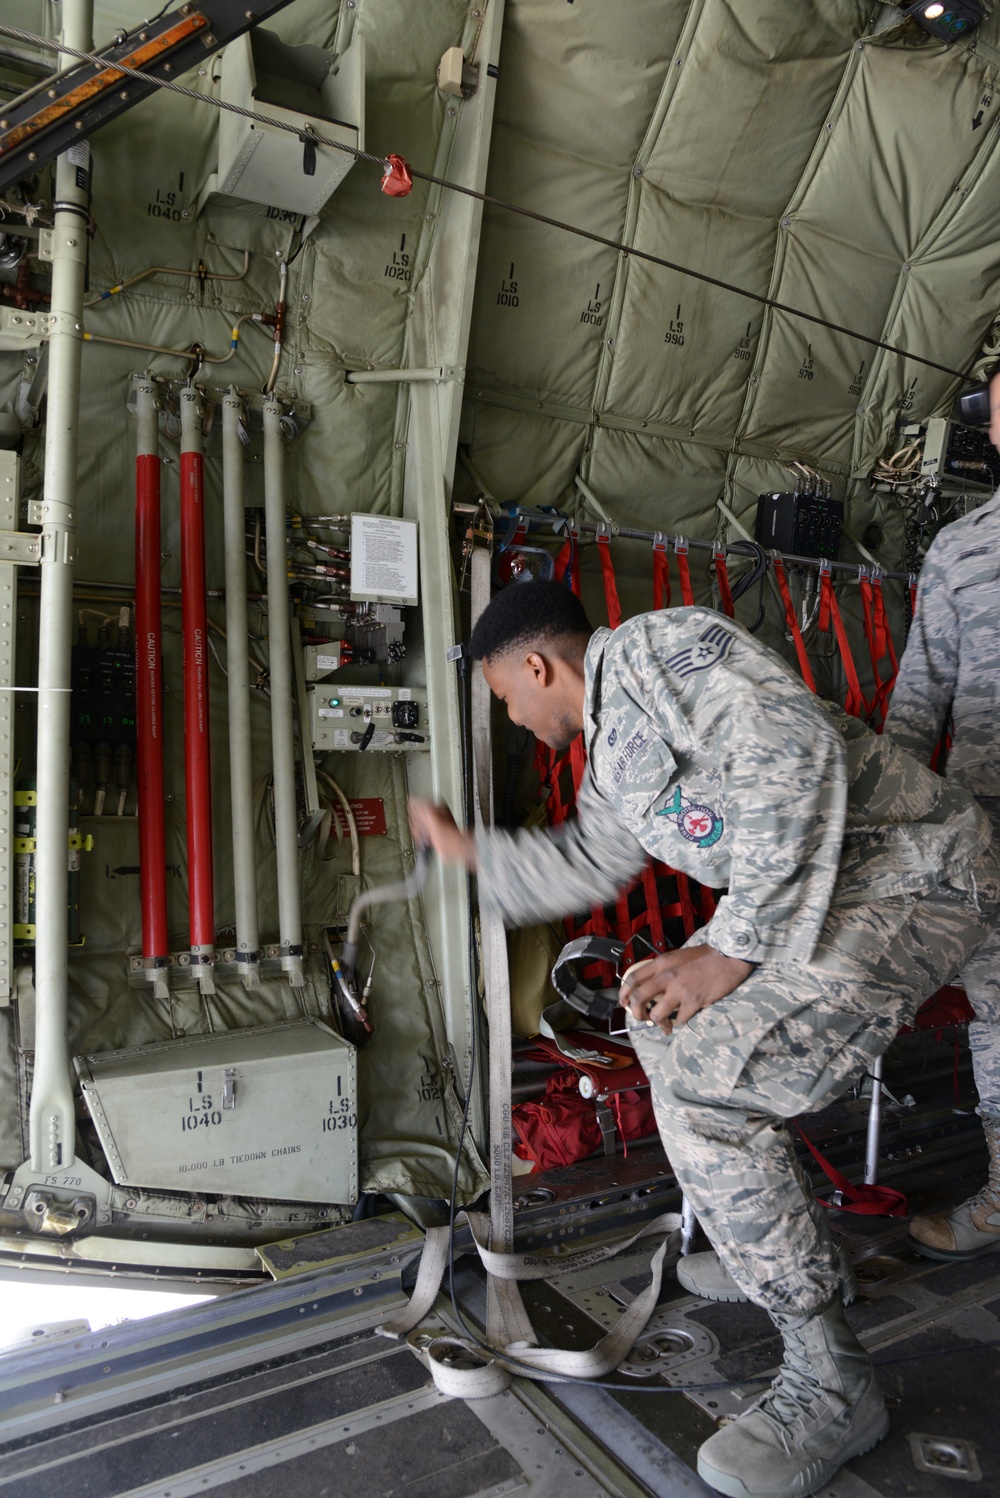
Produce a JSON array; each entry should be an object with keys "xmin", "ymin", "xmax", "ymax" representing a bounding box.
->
[{"xmin": 329, "ymin": 697, "xmax": 340, "ymax": 707}]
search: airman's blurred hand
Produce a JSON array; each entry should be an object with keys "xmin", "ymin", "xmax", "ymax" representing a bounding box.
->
[{"xmin": 408, "ymin": 799, "xmax": 476, "ymax": 869}]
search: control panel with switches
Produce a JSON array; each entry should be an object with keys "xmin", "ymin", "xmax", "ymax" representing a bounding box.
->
[{"xmin": 308, "ymin": 685, "xmax": 429, "ymax": 751}]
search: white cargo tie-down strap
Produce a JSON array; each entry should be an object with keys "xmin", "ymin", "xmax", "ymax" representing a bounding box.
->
[{"xmin": 380, "ymin": 546, "xmax": 680, "ymax": 1396}]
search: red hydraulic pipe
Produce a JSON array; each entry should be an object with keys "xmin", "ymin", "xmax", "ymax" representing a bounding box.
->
[
  {"xmin": 135, "ymin": 380, "xmax": 168, "ymax": 968},
  {"xmin": 179, "ymin": 387, "xmax": 215, "ymax": 989}
]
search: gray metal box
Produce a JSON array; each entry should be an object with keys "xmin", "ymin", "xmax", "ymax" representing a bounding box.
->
[
  {"xmin": 76, "ymin": 1020, "xmax": 357, "ymax": 1205},
  {"xmin": 309, "ymin": 685, "xmax": 429, "ymax": 752},
  {"xmin": 198, "ymin": 30, "xmax": 365, "ymax": 217}
]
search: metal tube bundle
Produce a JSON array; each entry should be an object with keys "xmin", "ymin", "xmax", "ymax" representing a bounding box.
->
[
  {"xmin": 263, "ymin": 399, "xmax": 305, "ymax": 989},
  {"xmin": 221, "ymin": 390, "xmax": 260, "ymax": 990},
  {"xmin": 179, "ymin": 387, "xmax": 215, "ymax": 995},
  {"xmin": 29, "ymin": 0, "xmax": 95, "ymax": 1172},
  {"xmin": 134, "ymin": 379, "xmax": 169, "ymax": 997}
]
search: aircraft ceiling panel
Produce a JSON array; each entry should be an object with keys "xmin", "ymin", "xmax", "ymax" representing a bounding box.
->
[
  {"xmin": 465, "ymin": 401, "xmax": 589, "ymax": 508},
  {"xmin": 641, "ymin": 2, "xmax": 867, "ymax": 217},
  {"xmin": 490, "ymin": 0, "xmax": 683, "ymax": 172},
  {"xmin": 602, "ymin": 193, "xmax": 776, "ymax": 434},
  {"xmin": 469, "ymin": 173, "xmax": 624, "ymax": 407},
  {"xmin": 584, "ymin": 428, "xmax": 728, "ymax": 554}
]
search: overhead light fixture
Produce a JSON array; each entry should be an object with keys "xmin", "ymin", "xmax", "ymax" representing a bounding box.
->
[{"xmin": 904, "ymin": 0, "xmax": 984, "ymax": 39}]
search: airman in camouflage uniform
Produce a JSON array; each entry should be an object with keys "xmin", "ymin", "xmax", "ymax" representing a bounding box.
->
[
  {"xmin": 886, "ymin": 487, "xmax": 1000, "ymax": 1262},
  {"xmin": 411, "ymin": 583, "xmax": 1000, "ymax": 1498}
]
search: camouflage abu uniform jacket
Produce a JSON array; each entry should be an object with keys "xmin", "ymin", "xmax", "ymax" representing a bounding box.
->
[
  {"xmin": 886, "ymin": 491, "xmax": 1000, "ymax": 806},
  {"xmin": 475, "ymin": 608, "xmax": 991, "ymax": 966}
]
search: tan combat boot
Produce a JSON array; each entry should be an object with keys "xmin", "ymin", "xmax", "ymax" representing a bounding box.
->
[
  {"xmin": 696, "ymin": 1295, "xmax": 889, "ymax": 1498},
  {"xmin": 909, "ymin": 1115, "xmax": 1000, "ymax": 1261}
]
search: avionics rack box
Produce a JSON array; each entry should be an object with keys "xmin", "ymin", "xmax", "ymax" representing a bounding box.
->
[{"xmin": 76, "ymin": 1020, "xmax": 357, "ymax": 1205}]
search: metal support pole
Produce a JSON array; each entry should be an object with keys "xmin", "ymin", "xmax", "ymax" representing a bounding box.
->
[
  {"xmin": 262, "ymin": 399, "xmax": 304, "ymax": 989},
  {"xmin": 345, "ymin": 368, "xmax": 458, "ymax": 384},
  {"xmin": 134, "ymin": 377, "xmax": 169, "ymax": 999},
  {"xmin": 680, "ymin": 1196, "xmax": 697, "ymax": 1256},
  {"xmin": 29, "ymin": 0, "xmax": 94, "ymax": 1173},
  {"xmin": 221, "ymin": 389, "xmax": 260, "ymax": 990},
  {"xmin": 179, "ymin": 386, "xmax": 215, "ymax": 996},
  {"xmin": 864, "ymin": 1053, "xmax": 884, "ymax": 1186}
]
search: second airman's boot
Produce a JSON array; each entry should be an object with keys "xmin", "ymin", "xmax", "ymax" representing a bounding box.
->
[
  {"xmin": 676, "ymin": 1237, "xmax": 856, "ymax": 1306},
  {"xmin": 909, "ymin": 1114, "xmax": 1000, "ymax": 1261}
]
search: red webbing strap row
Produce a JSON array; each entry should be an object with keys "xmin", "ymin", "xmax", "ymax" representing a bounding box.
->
[
  {"xmin": 597, "ymin": 531, "xmax": 622, "ymax": 630},
  {"xmin": 795, "ymin": 1123, "xmax": 907, "ymax": 1217},
  {"xmin": 818, "ymin": 562, "xmax": 866, "ymax": 719},
  {"xmin": 675, "ymin": 540, "xmax": 695, "ymax": 606},
  {"xmin": 772, "ymin": 557, "xmax": 817, "ymax": 694},
  {"xmin": 712, "ymin": 546, "xmax": 735, "ymax": 618},
  {"xmin": 652, "ymin": 540, "xmax": 671, "ymax": 610}
]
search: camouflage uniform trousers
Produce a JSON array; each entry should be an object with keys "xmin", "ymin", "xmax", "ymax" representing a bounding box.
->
[
  {"xmin": 629, "ymin": 844, "xmax": 1000, "ymax": 1319},
  {"xmin": 962, "ymin": 798, "xmax": 1000, "ymax": 1123}
]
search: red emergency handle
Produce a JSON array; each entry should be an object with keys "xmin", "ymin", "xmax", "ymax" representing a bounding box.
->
[
  {"xmin": 180, "ymin": 447, "xmax": 215, "ymax": 950},
  {"xmin": 135, "ymin": 453, "xmax": 168, "ymax": 961}
]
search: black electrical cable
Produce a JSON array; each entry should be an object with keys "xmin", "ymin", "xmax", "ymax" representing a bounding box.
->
[
  {"xmin": 724, "ymin": 539, "xmax": 769, "ymax": 633},
  {"xmin": 143, "ymin": 0, "xmax": 178, "ymax": 24},
  {"xmin": 0, "ymin": 20, "xmax": 980, "ymax": 386}
]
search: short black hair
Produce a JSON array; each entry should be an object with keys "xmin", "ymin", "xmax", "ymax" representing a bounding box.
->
[{"xmin": 469, "ymin": 580, "xmax": 593, "ymax": 662}]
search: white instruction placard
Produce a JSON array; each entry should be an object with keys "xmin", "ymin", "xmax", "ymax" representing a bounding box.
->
[{"xmin": 350, "ymin": 514, "xmax": 419, "ymax": 606}]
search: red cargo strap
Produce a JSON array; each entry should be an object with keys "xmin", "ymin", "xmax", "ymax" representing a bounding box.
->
[
  {"xmin": 641, "ymin": 864, "xmax": 668, "ymax": 952},
  {"xmin": 873, "ymin": 575, "xmax": 898, "ymax": 691},
  {"xmin": 772, "ymin": 557, "xmax": 817, "ymax": 693},
  {"xmin": 675, "ymin": 869, "xmax": 698, "ymax": 938},
  {"xmin": 652, "ymin": 535, "xmax": 672, "ymax": 610},
  {"xmin": 859, "ymin": 572, "xmax": 899, "ymax": 729},
  {"xmin": 712, "ymin": 546, "xmax": 735, "ymax": 618},
  {"xmin": 597, "ymin": 529, "xmax": 622, "ymax": 629},
  {"xmin": 818, "ymin": 562, "xmax": 866, "ymax": 719},
  {"xmin": 795, "ymin": 1123, "xmax": 907, "ymax": 1217},
  {"xmin": 859, "ymin": 574, "xmax": 886, "ymax": 726},
  {"xmin": 674, "ymin": 538, "xmax": 694, "ymax": 606},
  {"xmin": 554, "ymin": 533, "xmax": 581, "ymax": 594}
]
